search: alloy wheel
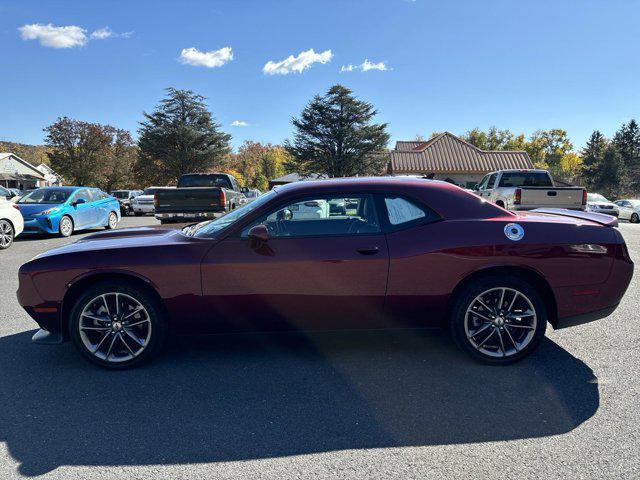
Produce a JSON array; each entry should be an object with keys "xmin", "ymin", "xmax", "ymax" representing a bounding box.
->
[
  {"xmin": 60, "ymin": 217, "xmax": 73, "ymax": 236},
  {"xmin": 464, "ymin": 287, "xmax": 537, "ymax": 358},
  {"xmin": 108, "ymin": 213, "xmax": 118, "ymax": 229},
  {"xmin": 78, "ymin": 292, "xmax": 152, "ymax": 363},
  {"xmin": 632, "ymin": 213, "xmax": 639, "ymax": 224},
  {"xmin": 0, "ymin": 220, "xmax": 14, "ymax": 248}
]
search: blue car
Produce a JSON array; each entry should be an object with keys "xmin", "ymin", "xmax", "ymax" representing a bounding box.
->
[{"xmin": 15, "ymin": 186, "xmax": 121, "ymax": 237}]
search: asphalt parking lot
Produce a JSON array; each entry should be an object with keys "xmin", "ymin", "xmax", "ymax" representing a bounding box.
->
[{"xmin": 0, "ymin": 216, "xmax": 638, "ymax": 479}]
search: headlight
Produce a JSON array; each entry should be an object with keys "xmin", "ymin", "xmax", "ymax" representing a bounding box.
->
[{"xmin": 39, "ymin": 207, "xmax": 58, "ymax": 215}]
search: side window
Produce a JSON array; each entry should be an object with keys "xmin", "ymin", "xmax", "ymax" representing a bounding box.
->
[
  {"xmin": 243, "ymin": 194, "xmax": 380, "ymax": 238},
  {"xmin": 486, "ymin": 173, "xmax": 498, "ymax": 189},
  {"xmin": 384, "ymin": 197, "xmax": 427, "ymax": 225},
  {"xmin": 73, "ymin": 189, "xmax": 91, "ymax": 203}
]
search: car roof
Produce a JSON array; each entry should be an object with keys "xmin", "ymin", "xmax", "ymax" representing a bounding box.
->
[{"xmin": 35, "ymin": 186, "xmax": 82, "ymax": 192}]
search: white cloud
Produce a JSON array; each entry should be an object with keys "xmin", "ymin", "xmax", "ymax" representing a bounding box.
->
[
  {"xmin": 231, "ymin": 120, "xmax": 249, "ymax": 127},
  {"xmin": 341, "ymin": 59, "xmax": 389, "ymax": 73},
  {"xmin": 361, "ymin": 59, "xmax": 388, "ymax": 71},
  {"xmin": 263, "ymin": 48, "xmax": 333, "ymax": 75},
  {"xmin": 19, "ymin": 23, "xmax": 87, "ymax": 48},
  {"xmin": 179, "ymin": 46, "xmax": 233, "ymax": 68},
  {"xmin": 19, "ymin": 23, "xmax": 131, "ymax": 48},
  {"xmin": 90, "ymin": 27, "xmax": 113, "ymax": 40}
]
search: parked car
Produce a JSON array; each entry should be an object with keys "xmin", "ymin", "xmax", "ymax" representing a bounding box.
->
[
  {"xmin": 110, "ymin": 190, "xmax": 143, "ymax": 216},
  {"xmin": 14, "ymin": 187, "xmax": 121, "ymax": 237},
  {"xmin": 0, "ymin": 185, "xmax": 16, "ymax": 201},
  {"xmin": 474, "ymin": 169, "xmax": 586, "ymax": 211},
  {"xmin": 17, "ymin": 177, "xmax": 632, "ymax": 369},
  {"xmin": 586, "ymin": 193, "xmax": 619, "ymax": 217},
  {"xmin": 131, "ymin": 187, "xmax": 165, "ymax": 216},
  {"xmin": 155, "ymin": 173, "xmax": 244, "ymax": 224},
  {"xmin": 0, "ymin": 199, "xmax": 23, "ymax": 249},
  {"xmin": 241, "ymin": 188, "xmax": 262, "ymax": 201},
  {"xmin": 613, "ymin": 199, "xmax": 640, "ymax": 223}
]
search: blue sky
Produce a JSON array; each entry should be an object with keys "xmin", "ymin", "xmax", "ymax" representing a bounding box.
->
[{"xmin": 1, "ymin": 0, "xmax": 639, "ymax": 151}]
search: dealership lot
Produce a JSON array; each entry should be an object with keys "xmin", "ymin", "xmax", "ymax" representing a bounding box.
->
[{"xmin": 0, "ymin": 217, "xmax": 638, "ymax": 479}]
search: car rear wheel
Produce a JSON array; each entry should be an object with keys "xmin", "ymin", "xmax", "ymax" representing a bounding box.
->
[
  {"xmin": 69, "ymin": 282, "xmax": 167, "ymax": 369},
  {"xmin": 449, "ymin": 275, "xmax": 547, "ymax": 365},
  {"xmin": 58, "ymin": 215, "xmax": 73, "ymax": 237},
  {"xmin": 631, "ymin": 213, "xmax": 639, "ymax": 223},
  {"xmin": 0, "ymin": 219, "xmax": 14, "ymax": 249},
  {"xmin": 106, "ymin": 212, "xmax": 118, "ymax": 229}
]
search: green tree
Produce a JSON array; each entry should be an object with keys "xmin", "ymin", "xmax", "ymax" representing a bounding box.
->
[
  {"xmin": 599, "ymin": 145, "xmax": 630, "ymax": 197},
  {"xmin": 580, "ymin": 131, "xmax": 608, "ymax": 190},
  {"xmin": 286, "ymin": 85, "xmax": 390, "ymax": 177},
  {"xmin": 137, "ymin": 88, "xmax": 231, "ymax": 185},
  {"xmin": 44, "ymin": 117, "xmax": 116, "ymax": 186},
  {"xmin": 612, "ymin": 119, "xmax": 640, "ymax": 190}
]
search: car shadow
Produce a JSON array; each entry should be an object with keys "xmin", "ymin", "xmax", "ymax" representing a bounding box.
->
[{"xmin": 0, "ymin": 329, "xmax": 598, "ymax": 476}]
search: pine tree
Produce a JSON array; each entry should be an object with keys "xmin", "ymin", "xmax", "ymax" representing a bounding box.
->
[
  {"xmin": 285, "ymin": 85, "xmax": 390, "ymax": 177},
  {"xmin": 580, "ymin": 130, "xmax": 608, "ymax": 190},
  {"xmin": 137, "ymin": 88, "xmax": 231, "ymax": 185},
  {"xmin": 612, "ymin": 120, "xmax": 640, "ymax": 190}
]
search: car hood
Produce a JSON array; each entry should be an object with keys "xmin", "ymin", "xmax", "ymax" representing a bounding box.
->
[
  {"xmin": 14, "ymin": 203, "xmax": 63, "ymax": 216},
  {"xmin": 34, "ymin": 227, "xmax": 194, "ymax": 259}
]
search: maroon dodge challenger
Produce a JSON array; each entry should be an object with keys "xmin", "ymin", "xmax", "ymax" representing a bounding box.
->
[{"xmin": 17, "ymin": 177, "xmax": 633, "ymax": 368}]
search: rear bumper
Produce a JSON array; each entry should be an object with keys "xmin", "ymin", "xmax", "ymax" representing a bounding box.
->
[
  {"xmin": 555, "ymin": 303, "xmax": 619, "ymax": 329},
  {"xmin": 132, "ymin": 204, "xmax": 155, "ymax": 213},
  {"xmin": 156, "ymin": 211, "xmax": 223, "ymax": 220}
]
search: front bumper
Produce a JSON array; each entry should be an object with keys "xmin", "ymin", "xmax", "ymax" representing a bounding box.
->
[
  {"xmin": 21, "ymin": 216, "xmax": 58, "ymax": 234},
  {"xmin": 588, "ymin": 208, "xmax": 619, "ymax": 217}
]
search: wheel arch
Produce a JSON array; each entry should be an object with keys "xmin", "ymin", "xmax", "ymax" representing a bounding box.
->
[
  {"xmin": 446, "ymin": 265, "xmax": 558, "ymax": 328},
  {"xmin": 61, "ymin": 271, "xmax": 167, "ymax": 340}
]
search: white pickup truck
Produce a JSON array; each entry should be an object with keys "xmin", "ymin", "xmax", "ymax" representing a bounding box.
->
[{"xmin": 474, "ymin": 169, "xmax": 586, "ymax": 211}]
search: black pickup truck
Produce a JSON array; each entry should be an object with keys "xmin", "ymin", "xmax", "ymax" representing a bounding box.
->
[{"xmin": 154, "ymin": 173, "xmax": 244, "ymax": 224}]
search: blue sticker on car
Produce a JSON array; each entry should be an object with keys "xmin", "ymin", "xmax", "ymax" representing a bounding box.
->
[{"xmin": 504, "ymin": 223, "xmax": 524, "ymax": 241}]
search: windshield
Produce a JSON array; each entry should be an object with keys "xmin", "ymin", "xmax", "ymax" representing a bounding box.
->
[
  {"xmin": 498, "ymin": 172, "xmax": 553, "ymax": 187},
  {"xmin": 142, "ymin": 188, "xmax": 160, "ymax": 196},
  {"xmin": 587, "ymin": 193, "xmax": 608, "ymax": 202},
  {"xmin": 190, "ymin": 190, "xmax": 277, "ymax": 237},
  {"xmin": 18, "ymin": 189, "xmax": 71, "ymax": 204},
  {"xmin": 111, "ymin": 191, "xmax": 129, "ymax": 199},
  {"xmin": 178, "ymin": 174, "xmax": 232, "ymax": 189}
]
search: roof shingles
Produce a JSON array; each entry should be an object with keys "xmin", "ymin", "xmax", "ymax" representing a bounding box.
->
[{"xmin": 390, "ymin": 132, "xmax": 533, "ymax": 174}]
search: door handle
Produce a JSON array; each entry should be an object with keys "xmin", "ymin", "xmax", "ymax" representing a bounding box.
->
[{"xmin": 357, "ymin": 247, "xmax": 379, "ymax": 256}]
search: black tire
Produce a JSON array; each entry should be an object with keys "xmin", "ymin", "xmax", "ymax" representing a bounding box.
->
[
  {"xmin": 631, "ymin": 213, "xmax": 639, "ymax": 224},
  {"xmin": 58, "ymin": 215, "xmax": 74, "ymax": 237},
  {"xmin": 106, "ymin": 211, "xmax": 118, "ymax": 230},
  {"xmin": 449, "ymin": 275, "xmax": 547, "ymax": 365},
  {"xmin": 69, "ymin": 281, "xmax": 167, "ymax": 369},
  {"xmin": 0, "ymin": 219, "xmax": 15, "ymax": 249}
]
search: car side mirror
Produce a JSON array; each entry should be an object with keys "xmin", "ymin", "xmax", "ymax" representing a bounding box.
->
[
  {"xmin": 73, "ymin": 198, "xmax": 86, "ymax": 206},
  {"xmin": 248, "ymin": 224, "xmax": 269, "ymax": 245},
  {"xmin": 472, "ymin": 184, "xmax": 479, "ymax": 191},
  {"xmin": 241, "ymin": 187, "xmax": 249, "ymax": 194}
]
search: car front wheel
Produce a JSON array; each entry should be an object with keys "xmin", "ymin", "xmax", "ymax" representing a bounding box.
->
[
  {"xmin": 631, "ymin": 213, "xmax": 639, "ymax": 223},
  {"xmin": 69, "ymin": 282, "xmax": 167, "ymax": 369},
  {"xmin": 58, "ymin": 215, "xmax": 73, "ymax": 237},
  {"xmin": 106, "ymin": 212, "xmax": 118, "ymax": 229},
  {"xmin": 0, "ymin": 219, "xmax": 14, "ymax": 249},
  {"xmin": 449, "ymin": 275, "xmax": 546, "ymax": 365}
]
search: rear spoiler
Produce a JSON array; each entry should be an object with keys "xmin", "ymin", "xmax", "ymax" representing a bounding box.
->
[{"xmin": 531, "ymin": 208, "xmax": 618, "ymax": 227}]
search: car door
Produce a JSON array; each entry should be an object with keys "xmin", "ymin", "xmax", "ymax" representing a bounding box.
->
[
  {"xmin": 68, "ymin": 189, "xmax": 94, "ymax": 229},
  {"xmin": 200, "ymin": 193, "xmax": 390, "ymax": 333},
  {"xmin": 614, "ymin": 201, "xmax": 632, "ymax": 220}
]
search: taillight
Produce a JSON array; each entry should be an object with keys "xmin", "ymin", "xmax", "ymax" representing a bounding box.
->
[
  {"xmin": 219, "ymin": 190, "xmax": 226, "ymax": 207},
  {"xmin": 514, "ymin": 188, "xmax": 521, "ymax": 205},
  {"xmin": 153, "ymin": 194, "xmax": 158, "ymax": 208},
  {"xmin": 582, "ymin": 189, "xmax": 587, "ymax": 206},
  {"xmin": 12, "ymin": 204, "xmax": 20, "ymax": 211}
]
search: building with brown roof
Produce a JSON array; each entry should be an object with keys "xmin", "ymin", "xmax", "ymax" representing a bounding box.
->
[{"xmin": 389, "ymin": 132, "xmax": 533, "ymax": 188}]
